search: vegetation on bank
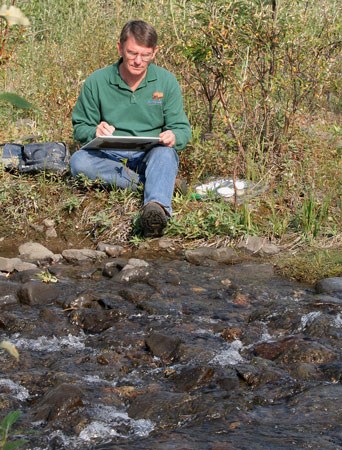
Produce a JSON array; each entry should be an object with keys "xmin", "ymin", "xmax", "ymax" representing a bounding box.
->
[{"xmin": 0, "ymin": 0, "xmax": 341, "ymax": 282}]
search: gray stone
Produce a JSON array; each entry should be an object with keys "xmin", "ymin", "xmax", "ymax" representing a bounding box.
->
[
  {"xmin": 62, "ymin": 248, "xmax": 106, "ymax": 263},
  {"xmin": 17, "ymin": 281, "xmax": 64, "ymax": 306},
  {"xmin": 45, "ymin": 227, "xmax": 57, "ymax": 238},
  {"xmin": 18, "ymin": 242, "xmax": 55, "ymax": 261},
  {"xmin": 126, "ymin": 258, "xmax": 149, "ymax": 268},
  {"xmin": 96, "ymin": 242, "xmax": 124, "ymax": 257},
  {"xmin": 116, "ymin": 266, "xmax": 150, "ymax": 282},
  {"xmin": 0, "ymin": 257, "xmax": 37, "ymax": 273},
  {"xmin": 185, "ymin": 246, "xmax": 238, "ymax": 265},
  {"xmin": 238, "ymin": 236, "xmax": 280, "ymax": 255}
]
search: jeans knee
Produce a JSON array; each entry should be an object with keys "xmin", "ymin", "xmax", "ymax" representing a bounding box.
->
[
  {"xmin": 70, "ymin": 151, "xmax": 88, "ymax": 176},
  {"xmin": 149, "ymin": 146, "xmax": 179, "ymax": 167}
]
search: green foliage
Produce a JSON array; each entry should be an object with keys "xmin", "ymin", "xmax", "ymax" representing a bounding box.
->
[
  {"xmin": 275, "ymin": 248, "xmax": 342, "ymax": 284},
  {"xmin": 0, "ymin": 92, "xmax": 33, "ymax": 109},
  {"xmin": 0, "ymin": 0, "xmax": 340, "ymax": 248},
  {"xmin": 167, "ymin": 199, "xmax": 257, "ymax": 239},
  {"xmin": 177, "ymin": 0, "xmax": 341, "ymax": 153},
  {"xmin": 294, "ymin": 194, "xmax": 332, "ymax": 239},
  {"xmin": 0, "ymin": 411, "xmax": 26, "ymax": 450}
]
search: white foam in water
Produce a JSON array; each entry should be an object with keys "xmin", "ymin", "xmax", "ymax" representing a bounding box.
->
[
  {"xmin": 79, "ymin": 405, "xmax": 155, "ymax": 442},
  {"xmin": 12, "ymin": 333, "xmax": 86, "ymax": 352},
  {"xmin": 79, "ymin": 421, "xmax": 120, "ymax": 441},
  {"xmin": 210, "ymin": 340, "xmax": 245, "ymax": 366},
  {"xmin": 299, "ymin": 311, "xmax": 321, "ymax": 330},
  {"xmin": 0, "ymin": 378, "xmax": 30, "ymax": 401}
]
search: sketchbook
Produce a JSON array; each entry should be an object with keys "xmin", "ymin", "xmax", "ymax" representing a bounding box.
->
[{"xmin": 80, "ymin": 135, "xmax": 160, "ymax": 151}]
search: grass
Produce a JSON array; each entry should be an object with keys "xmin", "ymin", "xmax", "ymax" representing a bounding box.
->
[
  {"xmin": 275, "ymin": 247, "xmax": 342, "ymax": 284},
  {"xmin": 0, "ymin": 0, "xmax": 341, "ymax": 284}
]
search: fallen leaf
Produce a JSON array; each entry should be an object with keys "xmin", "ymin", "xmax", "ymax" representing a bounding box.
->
[{"xmin": 0, "ymin": 340, "xmax": 19, "ymax": 361}]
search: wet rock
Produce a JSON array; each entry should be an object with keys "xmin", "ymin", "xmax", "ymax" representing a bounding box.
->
[
  {"xmin": 287, "ymin": 383, "xmax": 342, "ymax": 423},
  {"xmin": 185, "ymin": 247, "xmax": 238, "ymax": 265},
  {"xmin": 17, "ymin": 281, "xmax": 65, "ymax": 306},
  {"xmin": 115, "ymin": 266, "xmax": 150, "ymax": 283},
  {"xmin": 315, "ymin": 277, "xmax": 342, "ymax": 298},
  {"xmin": 238, "ymin": 236, "xmax": 280, "ymax": 255},
  {"xmin": 63, "ymin": 293, "xmax": 99, "ymax": 310},
  {"xmin": 236, "ymin": 358, "xmax": 288, "ymax": 387},
  {"xmin": 253, "ymin": 336, "xmax": 337, "ymax": 365},
  {"xmin": 70, "ymin": 308, "xmax": 124, "ymax": 333},
  {"xmin": 124, "ymin": 258, "xmax": 149, "ymax": 269},
  {"xmin": 32, "ymin": 383, "xmax": 84, "ymax": 423},
  {"xmin": 233, "ymin": 292, "xmax": 250, "ymax": 307},
  {"xmin": 0, "ymin": 257, "xmax": 37, "ymax": 273},
  {"xmin": 221, "ymin": 327, "xmax": 243, "ymax": 342},
  {"xmin": 145, "ymin": 331, "xmax": 182, "ymax": 362},
  {"xmin": 310, "ymin": 294, "xmax": 342, "ymax": 307},
  {"xmin": 0, "ymin": 280, "xmax": 19, "ymax": 307},
  {"xmin": 301, "ymin": 312, "xmax": 341, "ymax": 340},
  {"xmin": 169, "ymin": 366, "xmax": 216, "ymax": 392},
  {"xmin": 118, "ymin": 284, "xmax": 155, "ymax": 306},
  {"xmin": 278, "ymin": 339, "xmax": 337, "ymax": 364},
  {"xmin": 319, "ymin": 361, "xmax": 342, "ymax": 382},
  {"xmin": 253, "ymin": 337, "xmax": 298, "ymax": 361},
  {"xmin": 97, "ymin": 242, "xmax": 125, "ymax": 257},
  {"xmin": 62, "ymin": 248, "xmax": 106, "ymax": 263},
  {"xmin": 288, "ymin": 362, "xmax": 320, "ymax": 381},
  {"xmin": 127, "ymin": 391, "xmax": 191, "ymax": 423},
  {"xmin": 102, "ymin": 258, "xmax": 130, "ymax": 277}
]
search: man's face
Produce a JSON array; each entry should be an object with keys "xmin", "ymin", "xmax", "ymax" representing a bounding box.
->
[{"xmin": 117, "ymin": 36, "xmax": 157, "ymax": 78}]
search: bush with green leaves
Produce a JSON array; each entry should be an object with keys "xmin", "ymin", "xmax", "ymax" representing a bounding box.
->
[{"xmin": 0, "ymin": 411, "xmax": 26, "ymax": 450}]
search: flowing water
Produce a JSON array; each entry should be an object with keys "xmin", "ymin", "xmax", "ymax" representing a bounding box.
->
[{"xmin": 0, "ymin": 247, "xmax": 341, "ymax": 450}]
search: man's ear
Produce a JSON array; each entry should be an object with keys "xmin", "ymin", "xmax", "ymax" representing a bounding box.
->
[
  {"xmin": 117, "ymin": 41, "xmax": 122, "ymax": 57},
  {"xmin": 152, "ymin": 46, "xmax": 159, "ymax": 58}
]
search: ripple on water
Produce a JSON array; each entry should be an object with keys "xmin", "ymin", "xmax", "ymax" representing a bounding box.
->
[
  {"xmin": 10, "ymin": 333, "xmax": 86, "ymax": 352},
  {"xmin": 299, "ymin": 311, "xmax": 322, "ymax": 330},
  {"xmin": 0, "ymin": 378, "xmax": 30, "ymax": 401},
  {"xmin": 210, "ymin": 339, "xmax": 245, "ymax": 366},
  {"xmin": 79, "ymin": 405, "xmax": 155, "ymax": 443}
]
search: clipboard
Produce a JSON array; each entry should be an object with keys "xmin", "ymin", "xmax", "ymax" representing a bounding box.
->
[{"xmin": 80, "ymin": 135, "xmax": 160, "ymax": 151}]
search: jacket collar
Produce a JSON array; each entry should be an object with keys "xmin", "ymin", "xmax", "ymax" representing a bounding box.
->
[{"xmin": 110, "ymin": 59, "xmax": 157, "ymax": 89}]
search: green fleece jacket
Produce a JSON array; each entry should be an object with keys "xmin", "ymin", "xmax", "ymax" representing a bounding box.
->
[{"xmin": 72, "ymin": 60, "xmax": 191, "ymax": 151}]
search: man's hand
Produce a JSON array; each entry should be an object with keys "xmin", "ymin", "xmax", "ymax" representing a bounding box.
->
[
  {"xmin": 159, "ymin": 130, "xmax": 176, "ymax": 148},
  {"xmin": 96, "ymin": 121, "xmax": 115, "ymax": 137}
]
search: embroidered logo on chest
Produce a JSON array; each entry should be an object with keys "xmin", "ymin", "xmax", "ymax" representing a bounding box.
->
[
  {"xmin": 152, "ymin": 91, "xmax": 164, "ymax": 100},
  {"xmin": 147, "ymin": 91, "xmax": 164, "ymax": 106}
]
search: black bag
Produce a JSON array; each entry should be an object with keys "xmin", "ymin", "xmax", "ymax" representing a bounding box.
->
[{"xmin": 0, "ymin": 142, "xmax": 70, "ymax": 174}]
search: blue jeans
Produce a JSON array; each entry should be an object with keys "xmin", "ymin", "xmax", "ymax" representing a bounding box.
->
[{"xmin": 69, "ymin": 146, "xmax": 179, "ymax": 215}]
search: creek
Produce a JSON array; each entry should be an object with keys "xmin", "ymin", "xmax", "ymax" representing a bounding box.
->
[{"xmin": 0, "ymin": 242, "xmax": 341, "ymax": 450}]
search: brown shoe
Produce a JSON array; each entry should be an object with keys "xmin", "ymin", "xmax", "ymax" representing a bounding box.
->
[{"xmin": 141, "ymin": 202, "xmax": 168, "ymax": 237}]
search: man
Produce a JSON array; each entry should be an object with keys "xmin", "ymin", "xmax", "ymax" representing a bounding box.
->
[{"xmin": 70, "ymin": 20, "xmax": 191, "ymax": 237}]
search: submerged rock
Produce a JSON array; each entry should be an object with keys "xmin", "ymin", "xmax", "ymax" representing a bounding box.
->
[
  {"xmin": 315, "ymin": 277, "xmax": 342, "ymax": 298},
  {"xmin": 32, "ymin": 383, "xmax": 84, "ymax": 423}
]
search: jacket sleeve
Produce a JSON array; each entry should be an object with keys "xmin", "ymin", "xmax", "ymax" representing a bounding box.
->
[
  {"xmin": 72, "ymin": 79, "xmax": 100, "ymax": 145},
  {"xmin": 163, "ymin": 75, "xmax": 192, "ymax": 151}
]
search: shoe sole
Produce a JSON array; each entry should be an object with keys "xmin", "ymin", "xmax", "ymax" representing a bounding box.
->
[{"xmin": 141, "ymin": 203, "xmax": 167, "ymax": 237}]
